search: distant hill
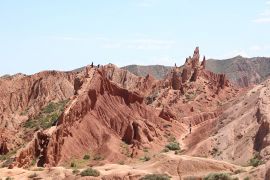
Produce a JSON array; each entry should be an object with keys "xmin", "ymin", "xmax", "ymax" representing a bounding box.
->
[
  {"xmin": 121, "ymin": 64, "xmax": 171, "ymax": 80},
  {"xmin": 123, "ymin": 56, "xmax": 270, "ymax": 87}
]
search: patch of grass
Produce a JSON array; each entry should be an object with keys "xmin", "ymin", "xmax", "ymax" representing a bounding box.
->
[
  {"xmin": 83, "ymin": 154, "xmax": 90, "ymax": 160},
  {"xmin": 30, "ymin": 158, "xmax": 36, "ymax": 167},
  {"xmin": 23, "ymin": 100, "xmax": 69, "ymax": 130},
  {"xmin": 203, "ymin": 173, "xmax": 235, "ymax": 180},
  {"xmin": 120, "ymin": 142, "xmax": 131, "ymax": 157},
  {"xmin": 165, "ymin": 142, "xmax": 180, "ymax": 151},
  {"xmin": 140, "ymin": 155, "xmax": 151, "ymax": 162},
  {"xmin": 80, "ymin": 168, "xmax": 100, "ymax": 177},
  {"xmin": 140, "ymin": 174, "xmax": 171, "ymax": 180},
  {"xmin": 249, "ymin": 153, "xmax": 263, "ymax": 167},
  {"xmin": 28, "ymin": 173, "xmax": 38, "ymax": 179}
]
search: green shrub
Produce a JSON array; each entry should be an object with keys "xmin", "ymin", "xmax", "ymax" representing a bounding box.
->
[
  {"xmin": 83, "ymin": 154, "xmax": 90, "ymax": 160},
  {"xmin": 140, "ymin": 174, "xmax": 171, "ymax": 180},
  {"xmin": 243, "ymin": 177, "xmax": 250, "ymax": 180},
  {"xmin": 203, "ymin": 173, "xmax": 233, "ymax": 180},
  {"xmin": 165, "ymin": 142, "xmax": 180, "ymax": 151},
  {"xmin": 24, "ymin": 100, "xmax": 69, "ymax": 130},
  {"xmin": 249, "ymin": 153, "xmax": 262, "ymax": 167},
  {"xmin": 80, "ymin": 168, "xmax": 100, "ymax": 177}
]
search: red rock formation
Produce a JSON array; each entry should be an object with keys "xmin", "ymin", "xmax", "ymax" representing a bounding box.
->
[
  {"xmin": 192, "ymin": 47, "xmax": 200, "ymax": 68},
  {"xmin": 0, "ymin": 137, "xmax": 8, "ymax": 155},
  {"xmin": 171, "ymin": 69, "xmax": 182, "ymax": 90},
  {"xmin": 15, "ymin": 68, "xmax": 165, "ymax": 167},
  {"xmin": 201, "ymin": 56, "xmax": 206, "ymax": 69},
  {"xmin": 190, "ymin": 68, "xmax": 199, "ymax": 82},
  {"xmin": 159, "ymin": 106, "xmax": 176, "ymax": 121},
  {"xmin": 0, "ymin": 71, "xmax": 76, "ymax": 154},
  {"xmin": 181, "ymin": 68, "xmax": 189, "ymax": 83}
]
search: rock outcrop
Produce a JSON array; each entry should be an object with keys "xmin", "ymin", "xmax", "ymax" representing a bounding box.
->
[
  {"xmin": 14, "ymin": 67, "xmax": 167, "ymax": 167},
  {"xmin": 123, "ymin": 56, "xmax": 270, "ymax": 87},
  {"xmin": 0, "ymin": 71, "xmax": 76, "ymax": 155}
]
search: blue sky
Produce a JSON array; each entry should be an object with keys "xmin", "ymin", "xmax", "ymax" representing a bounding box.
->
[{"xmin": 0, "ymin": 0, "xmax": 270, "ymax": 75}]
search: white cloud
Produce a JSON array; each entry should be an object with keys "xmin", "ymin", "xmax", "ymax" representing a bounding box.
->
[{"xmin": 253, "ymin": 1, "xmax": 270, "ymax": 23}]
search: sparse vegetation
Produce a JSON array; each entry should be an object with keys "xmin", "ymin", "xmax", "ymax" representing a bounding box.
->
[
  {"xmin": 24, "ymin": 100, "xmax": 68, "ymax": 130},
  {"xmin": 5, "ymin": 177, "xmax": 13, "ymax": 180},
  {"xmin": 234, "ymin": 169, "xmax": 245, "ymax": 174},
  {"xmin": 32, "ymin": 167, "xmax": 44, "ymax": 171},
  {"xmin": 183, "ymin": 176, "xmax": 199, "ymax": 180},
  {"xmin": 80, "ymin": 168, "xmax": 100, "ymax": 177},
  {"xmin": 243, "ymin": 177, "xmax": 250, "ymax": 180},
  {"xmin": 140, "ymin": 174, "xmax": 171, "ymax": 180},
  {"xmin": 83, "ymin": 154, "xmax": 90, "ymax": 160},
  {"xmin": 72, "ymin": 169, "xmax": 80, "ymax": 175},
  {"xmin": 1, "ymin": 157, "xmax": 14, "ymax": 168},
  {"xmin": 203, "ymin": 173, "xmax": 236, "ymax": 180},
  {"xmin": 120, "ymin": 142, "xmax": 131, "ymax": 157},
  {"xmin": 140, "ymin": 155, "xmax": 151, "ymax": 162},
  {"xmin": 70, "ymin": 161, "xmax": 77, "ymax": 168},
  {"xmin": 143, "ymin": 147, "xmax": 149, "ymax": 153},
  {"xmin": 165, "ymin": 141, "xmax": 180, "ymax": 151},
  {"xmin": 93, "ymin": 154, "xmax": 103, "ymax": 161},
  {"xmin": 249, "ymin": 153, "xmax": 262, "ymax": 167},
  {"xmin": 30, "ymin": 158, "xmax": 36, "ymax": 166}
]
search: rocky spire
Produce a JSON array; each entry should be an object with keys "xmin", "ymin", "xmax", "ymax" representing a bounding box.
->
[
  {"xmin": 190, "ymin": 68, "xmax": 198, "ymax": 82},
  {"xmin": 181, "ymin": 68, "xmax": 189, "ymax": 83},
  {"xmin": 201, "ymin": 56, "xmax": 206, "ymax": 69},
  {"xmin": 172, "ymin": 69, "xmax": 181, "ymax": 90},
  {"xmin": 192, "ymin": 47, "xmax": 200, "ymax": 68}
]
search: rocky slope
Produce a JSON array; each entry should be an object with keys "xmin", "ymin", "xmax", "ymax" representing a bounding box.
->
[
  {"xmin": 0, "ymin": 71, "xmax": 76, "ymax": 156},
  {"xmin": 123, "ymin": 56, "xmax": 270, "ymax": 87},
  {"xmin": 2, "ymin": 47, "xmax": 270, "ymax": 179}
]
